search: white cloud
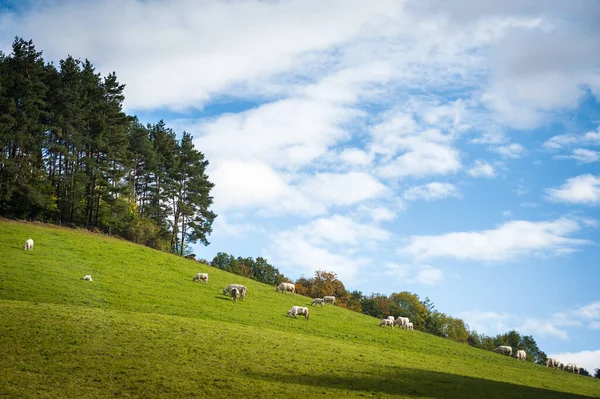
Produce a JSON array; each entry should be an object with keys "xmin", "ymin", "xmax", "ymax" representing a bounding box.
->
[
  {"xmin": 269, "ymin": 233, "xmax": 368, "ymax": 282},
  {"xmin": 459, "ymin": 311, "xmax": 569, "ymax": 339},
  {"xmin": 518, "ymin": 319, "xmax": 568, "ymax": 340},
  {"xmin": 339, "ymin": 148, "xmax": 373, "ymax": 166},
  {"xmin": 590, "ymin": 321, "xmax": 600, "ymax": 330},
  {"xmin": 403, "ymin": 182, "xmax": 461, "ymax": 201},
  {"xmin": 300, "ymin": 172, "xmax": 389, "ymax": 207},
  {"xmin": 543, "ymin": 126, "xmax": 600, "ymax": 149},
  {"xmin": 403, "ymin": 218, "xmax": 589, "ymax": 261},
  {"xmin": 0, "ymin": 0, "xmax": 400, "ymax": 111},
  {"xmin": 268, "ymin": 215, "xmax": 390, "ymax": 282},
  {"xmin": 369, "ymin": 207, "xmax": 399, "ymax": 223},
  {"xmin": 490, "ymin": 143, "xmax": 525, "ymax": 158},
  {"xmin": 191, "ymin": 98, "xmax": 359, "ymax": 170},
  {"xmin": 471, "ymin": 131, "xmax": 507, "ymax": 145},
  {"xmin": 568, "ymin": 148, "xmax": 600, "ymax": 164},
  {"xmin": 208, "ymin": 160, "xmax": 324, "ymax": 216},
  {"xmin": 544, "ymin": 135, "xmax": 582, "ymax": 150},
  {"xmin": 546, "ymin": 174, "xmax": 600, "ymax": 205},
  {"xmin": 549, "ymin": 349, "xmax": 600, "ymax": 374},
  {"xmin": 575, "ymin": 301, "xmax": 600, "ymax": 320},
  {"xmin": 212, "ymin": 214, "xmax": 261, "ymax": 238},
  {"xmin": 467, "ymin": 160, "xmax": 496, "ymax": 178},
  {"xmin": 457, "ymin": 311, "xmax": 514, "ymax": 336},
  {"xmin": 384, "ymin": 263, "xmax": 444, "ymax": 286},
  {"xmin": 296, "ymin": 215, "xmax": 390, "ymax": 247}
]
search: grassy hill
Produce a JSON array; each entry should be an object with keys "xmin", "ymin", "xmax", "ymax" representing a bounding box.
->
[{"xmin": 1, "ymin": 219, "xmax": 598, "ymax": 398}]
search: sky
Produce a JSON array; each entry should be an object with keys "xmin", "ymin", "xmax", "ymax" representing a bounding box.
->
[{"xmin": 1, "ymin": 0, "xmax": 599, "ymax": 372}]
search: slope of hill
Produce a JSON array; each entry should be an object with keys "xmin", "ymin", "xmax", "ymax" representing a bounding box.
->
[{"xmin": 1, "ymin": 219, "xmax": 598, "ymax": 398}]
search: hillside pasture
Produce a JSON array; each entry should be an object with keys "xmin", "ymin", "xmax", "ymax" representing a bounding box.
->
[{"xmin": 0, "ymin": 220, "xmax": 598, "ymax": 398}]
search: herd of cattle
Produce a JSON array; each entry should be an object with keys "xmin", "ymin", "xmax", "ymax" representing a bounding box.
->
[{"xmin": 21, "ymin": 238, "xmax": 584, "ymax": 375}]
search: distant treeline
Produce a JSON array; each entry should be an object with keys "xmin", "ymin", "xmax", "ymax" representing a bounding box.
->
[
  {"xmin": 205, "ymin": 251, "xmax": 600, "ymax": 373},
  {"xmin": 0, "ymin": 38, "xmax": 216, "ymax": 254}
]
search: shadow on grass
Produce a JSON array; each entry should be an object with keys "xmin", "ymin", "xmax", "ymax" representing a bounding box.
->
[{"xmin": 249, "ymin": 366, "xmax": 596, "ymax": 398}]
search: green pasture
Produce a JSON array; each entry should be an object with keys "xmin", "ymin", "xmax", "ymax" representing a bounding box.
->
[{"xmin": 1, "ymin": 219, "xmax": 598, "ymax": 398}]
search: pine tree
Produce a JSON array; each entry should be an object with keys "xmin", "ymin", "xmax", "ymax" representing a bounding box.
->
[{"xmin": 0, "ymin": 38, "xmax": 51, "ymax": 218}]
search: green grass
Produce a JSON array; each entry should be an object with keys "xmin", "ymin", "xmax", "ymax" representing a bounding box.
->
[{"xmin": 1, "ymin": 219, "xmax": 598, "ymax": 398}]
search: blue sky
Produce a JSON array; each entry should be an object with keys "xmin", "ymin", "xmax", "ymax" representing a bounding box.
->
[{"xmin": 2, "ymin": 0, "xmax": 599, "ymax": 371}]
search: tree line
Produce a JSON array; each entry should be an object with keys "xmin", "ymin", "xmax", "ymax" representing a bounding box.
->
[
  {"xmin": 206, "ymin": 252, "xmax": 600, "ymax": 374},
  {"xmin": 0, "ymin": 38, "xmax": 216, "ymax": 254}
]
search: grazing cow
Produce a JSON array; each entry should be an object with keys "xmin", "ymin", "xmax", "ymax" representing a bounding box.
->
[
  {"xmin": 546, "ymin": 358, "xmax": 559, "ymax": 368},
  {"xmin": 223, "ymin": 284, "xmax": 247, "ymax": 299},
  {"xmin": 516, "ymin": 350, "xmax": 526, "ymax": 361},
  {"xmin": 276, "ymin": 282, "xmax": 295, "ymax": 295},
  {"xmin": 323, "ymin": 296, "xmax": 336, "ymax": 305},
  {"xmin": 82, "ymin": 274, "xmax": 93, "ymax": 281},
  {"xmin": 565, "ymin": 363, "xmax": 580, "ymax": 374},
  {"xmin": 231, "ymin": 287, "xmax": 239, "ymax": 302},
  {"xmin": 493, "ymin": 346, "xmax": 513, "ymax": 356},
  {"xmin": 192, "ymin": 273, "xmax": 208, "ymax": 283},
  {"xmin": 311, "ymin": 298, "xmax": 324, "ymax": 308},
  {"xmin": 386, "ymin": 316, "xmax": 395, "ymax": 323},
  {"xmin": 22, "ymin": 239, "xmax": 34, "ymax": 251},
  {"xmin": 404, "ymin": 322, "xmax": 414, "ymax": 331},
  {"xmin": 394, "ymin": 317, "xmax": 409, "ymax": 329},
  {"xmin": 380, "ymin": 318, "xmax": 394, "ymax": 328},
  {"xmin": 287, "ymin": 306, "xmax": 309, "ymax": 320}
]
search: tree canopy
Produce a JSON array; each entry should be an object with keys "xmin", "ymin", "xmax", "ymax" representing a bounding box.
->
[{"xmin": 0, "ymin": 37, "xmax": 216, "ymax": 254}]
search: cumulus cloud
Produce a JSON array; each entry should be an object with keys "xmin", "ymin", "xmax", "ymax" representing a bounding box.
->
[
  {"xmin": 457, "ymin": 311, "xmax": 514, "ymax": 336},
  {"xmin": 490, "ymin": 143, "xmax": 525, "ymax": 158},
  {"xmin": 564, "ymin": 148, "xmax": 600, "ymax": 164},
  {"xmin": 300, "ymin": 172, "xmax": 389, "ymax": 207},
  {"xmin": 546, "ymin": 174, "xmax": 600, "ymax": 205},
  {"xmin": 339, "ymin": 148, "xmax": 373, "ymax": 166},
  {"xmin": 403, "ymin": 218, "xmax": 590, "ymax": 261},
  {"xmin": 369, "ymin": 207, "xmax": 399, "ymax": 223},
  {"xmin": 403, "ymin": 182, "xmax": 461, "ymax": 201},
  {"xmin": 191, "ymin": 97, "xmax": 359, "ymax": 170},
  {"xmin": 208, "ymin": 160, "xmax": 324, "ymax": 216},
  {"xmin": 458, "ymin": 311, "xmax": 569, "ymax": 339},
  {"xmin": 467, "ymin": 160, "xmax": 495, "ymax": 178},
  {"xmin": 384, "ymin": 263, "xmax": 444, "ymax": 286},
  {"xmin": 519, "ymin": 319, "xmax": 568, "ymax": 340},
  {"xmin": 543, "ymin": 126, "xmax": 600, "ymax": 149},
  {"xmin": 371, "ymin": 113, "xmax": 462, "ymax": 179},
  {"xmin": 268, "ymin": 215, "xmax": 390, "ymax": 281},
  {"xmin": 0, "ymin": 0, "xmax": 400, "ymax": 110}
]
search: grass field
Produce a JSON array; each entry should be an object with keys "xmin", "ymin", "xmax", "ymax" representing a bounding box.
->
[{"xmin": 1, "ymin": 219, "xmax": 598, "ymax": 398}]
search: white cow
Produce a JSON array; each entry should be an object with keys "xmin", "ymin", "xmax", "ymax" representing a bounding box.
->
[
  {"xmin": 380, "ymin": 318, "xmax": 394, "ymax": 328},
  {"xmin": 404, "ymin": 322, "xmax": 414, "ymax": 331},
  {"xmin": 565, "ymin": 363, "xmax": 580, "ymax": 374},
  {"xmin": 386, "ymin": 316, "xmax": 395, "ymax": 323},
  {"xmin": 311, "ymin": 298, "xmax": 324, "ymax": 308},
  {"xmin": 516, "ymin": 350, "xmax": 526, "ymax": 361},
  {"xmin": 223, "ymin": 284, "xmax": 247, "ymax": 299},
  {"xmin": 546, "ymin": 358, "xmax": 559, "ymax": 368},
  {"xmin": 192, "ymin": 273, "xmax": 208, "ymax": 283},
  {"xmin": 395, "ymin": 317, "xmax": 409, "ymax": 329},
  {"xmin": 493, "ymin": 346, "xmax": 513, "ymax": 356},
  {"xmin": 276, "ymin": 282, "xmax": 295, "ymax": 295},
  {"xmin": 82, "ymin": 274, "xmax": 93, "ymax": 281},
  {"xmin": 22, "ymin": 239, "xmax": 34, "ymax": 251},
  {"xmin": 323, "ymin": 296, "xmax": 336, "ymax": 305},
  {"xmin": 287, "ymin": 306, "xmax": 309, "ymax": 320},
  {"xmin": 557, "ymin": 362, "xmax": 565, "ymax": 370}
]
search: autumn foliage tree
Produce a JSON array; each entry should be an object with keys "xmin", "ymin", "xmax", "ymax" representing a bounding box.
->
[{"xmin": 294, "ymin": 270, "xmax": 349, "ymax": 306}]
